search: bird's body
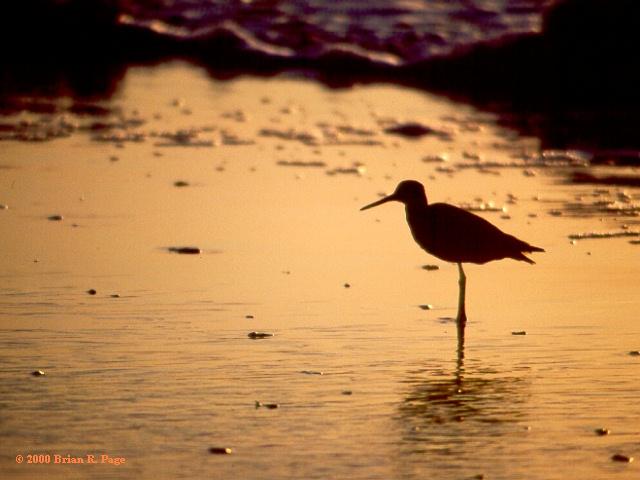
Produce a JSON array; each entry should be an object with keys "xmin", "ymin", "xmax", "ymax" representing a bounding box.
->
[
  {"xmin": 360, "ymin": 179, "xmax": 544, "ymax": 326},
  {"xmin": 361, "ymin": 180, "xmax": 543, "ymax": 265},
  {"xmin": 405, "ymin": 202, "xmax": 541, "ymax": 264}
]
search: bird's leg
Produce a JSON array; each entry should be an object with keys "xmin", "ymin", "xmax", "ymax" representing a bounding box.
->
[
  {"xmin": 456, "ymin": 262, "xmax": 467, "ymax": 326},
  {"xmin": 456, "ymin": 314, "xmax": 466, "ymax": 363},
  {"xmin": 456, "ymin": 263, "xmax": 467, "ymax": 360}
]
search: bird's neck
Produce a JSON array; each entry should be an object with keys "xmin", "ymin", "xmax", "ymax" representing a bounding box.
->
[
  {"xmin": 405, "ymin": 198, "xmax": 428, "ymax": 214},
  {"xmin": 404, "ymin": 201, "xmax": 428, "ymax": 223}
]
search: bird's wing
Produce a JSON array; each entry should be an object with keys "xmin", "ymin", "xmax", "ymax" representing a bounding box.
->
[{"xmin": 426, "ymin": 203, "xmax": 535, "ymax": 263}]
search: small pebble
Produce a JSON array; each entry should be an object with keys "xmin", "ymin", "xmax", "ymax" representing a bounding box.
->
[
  {"xmin": 208, "ymin": 447, "xmax": 232, "ymax": 455},
  {"xmin": 629, "ymin": 350, "xmax": 640, "ymax": 356},
  {"xmin": 110, "ymin": 294, "xmax": 121, "ymax": 298},
  {"xmin": 418, "ymin": 304, "xmax": 433, "ymax": 310},
  {"xmin": 173, "ymin": 180, "xmax": 190, "ymax": 187},
  {"xmin": 245, "ymin": 315, "xmax": 254, "ymax": 319},
  {"xmin": 594, "ymin": 428, "xmax": 610, "ymax": 436},
  {"xmin": 264, "ymin": 403, "xmax": 279, "ymax": 409},
  {"xmin": 31, "ymin": 370, "xmax": 45, "ymax": 376},
  {"xmin": 341, "ymin": 390, "xmax": 353, "ymax": 395},
  {"xmin": 343, "ymin": 283, "xmax": 351, "ymax": 288},
  {"xmin": 248, "ymin": 331, "xmax": 273, "ymax": 339},
  {"xmin": 512, "ymin": 331, "xmax": 527, "ymax": 335},
  {"xmin": 0, "ymin": 204, "xmax": 8, "ymax": 210},
  {"xmin": 611, "ymin": 454, "xmax": 633, "ymax": 463},
  {"xmin": 168, "ymin": 247, "xmax": 201, "ymax": 254},
  {"xmin": 87, "ymin": 289, "xmax": 97, "ymax": 295},
  {"xmin": 48, "ymin": 215, "xmax": 63, "ymax": 221},
  {"xmin": 421, "ymin": 264, "xmax": 439, "ymax": 271},
  {"xmin": 384, "ymin": 122, "xmax": 435, "ymax": 138},
  {"xmin": 301, "ymin": 370, "xmax": 323, "ymax": 375}
]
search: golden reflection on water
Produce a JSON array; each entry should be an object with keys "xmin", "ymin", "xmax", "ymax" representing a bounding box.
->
[{"xmin": 1, "ymin": 62, "xmax": 640, "ymax": 479}]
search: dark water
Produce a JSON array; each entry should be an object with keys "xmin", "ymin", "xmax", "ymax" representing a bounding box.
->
[
  {"xmin": 115, "ymin": 0, "xmax": 549, "ymax": 65},
  {"xmin": 3, "ymin": 0, "xmax": 640, "ymax": 152}
]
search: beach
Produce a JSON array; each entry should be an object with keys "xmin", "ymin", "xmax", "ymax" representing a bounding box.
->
[{"xmin": 1, "ymin": 58, "xmax": 639, "ymax": 479}]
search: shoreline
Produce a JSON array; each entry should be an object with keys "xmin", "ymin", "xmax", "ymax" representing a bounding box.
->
[{"xmin": 4, "ymin": 1, "xmax": 640, "ymax": 152}]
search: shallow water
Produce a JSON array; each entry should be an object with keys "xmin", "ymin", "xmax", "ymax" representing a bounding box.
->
[{"xmin": 1, "ymin": 62, "xmax": 639, "ymax": 479}]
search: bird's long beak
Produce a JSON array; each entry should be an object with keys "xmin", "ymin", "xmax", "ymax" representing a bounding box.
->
[{"xmin": 360, "ymin": 194, "xmax": 397, "ymax": 211}]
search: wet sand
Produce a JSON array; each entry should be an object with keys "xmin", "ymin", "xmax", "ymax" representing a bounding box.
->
[{"xmin": 1, "ymin": 61, "xmax": 639, "ymax": 479}]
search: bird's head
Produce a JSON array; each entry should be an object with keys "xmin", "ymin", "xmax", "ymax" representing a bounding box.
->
[{"xmin": 360, "ymin": 180, "xmax": 427, "ymax": 211}]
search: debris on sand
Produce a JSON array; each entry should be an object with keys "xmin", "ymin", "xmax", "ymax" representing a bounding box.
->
[
  {"xmin": 383, "ymin": 122, "xmax": 441, "ymax": 139},
  {"xmin": 48, "ymin": 214, "xmax": 64, "ymax": 221},
  {"xmin": 220, "ymin": 129, "xmax": 255, "ymax": 145},
  {"xmin": 277, "ymin": 160, "xmax": 327, "ymax": 168},
  {"xmin": 568, "ymin": 230, "xmax": 640, "ymax": 240},
  {"xmin": 301, "ymin": 370, "xmax": 324, "ymax": 375},
  {"xmin": 167, "ymin": 247, "xmax": 201, "ymax": 255},
  {"xmin": 511, "ymin": 331, "xmax": 527, "ymax": 336},
  {"xmin": 326, "ymin": 164, "xmax": 367, "ymax": 176},
  {"xmin": 594, "ymin": 428, "xmax": 610, "ymax": 436},
  {"xmin": 421, "ymin": 264, "xmax": 440, "ymax": 271},
  {"xmin": 93, "ymin": 131, "xmax": 146, "ymax": 144},
  {"xmin": 31, "ymin": 370, "xmax": 45, "ymax": 376},
  {"xmin": 248, "ymin": 332, "xmax": 273, "ymax": 339},
  {"xmin": 154, "ymin": 128, "xmax": 215, "ymax": 147},
  {"xmin": 437, "ymin": 317, "xmax": 456, "ymax": 324},
  {"xmin": 422, "ymin": 154, "xmax": 448, "ymax": 163},
  {"xmin": 255, "ymin": 401, "xmax": 279, "ymax": 409},
  {"xmin": 611, "ymin": 454, "xmax": 633, "ymax": 463},
  {"xmin": 572, "ymin": 172, "xmax": 640, "ymax": 188},
  {"xmin": 208, "ymin": 447, "xmax": 232, "ymax": 455},
  {"xmin": 460, "ymin": 201, "xmax": 506, "ymax": 213},
  {"xmin": 259, "ymin": 127, "xmax": 320, "ymax": 146},
  {"xmin": 87, "ymin": 289, "xmax": 97, "ymax": 295}
]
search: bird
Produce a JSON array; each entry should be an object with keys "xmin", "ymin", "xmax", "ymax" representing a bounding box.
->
[{"xmin": 360, "ymin": 180, "xmax": 544, "ymax": 325}]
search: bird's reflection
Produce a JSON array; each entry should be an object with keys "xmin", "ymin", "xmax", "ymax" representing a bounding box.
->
[{"xmin": 398, "ymin": 327, "xmax": 528, "ymax": 439}]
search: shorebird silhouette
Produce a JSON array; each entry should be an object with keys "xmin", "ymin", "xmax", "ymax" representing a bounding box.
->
[{"xmin": 361, "ymin": 180, "xmax": 544, "ymax": 334}]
